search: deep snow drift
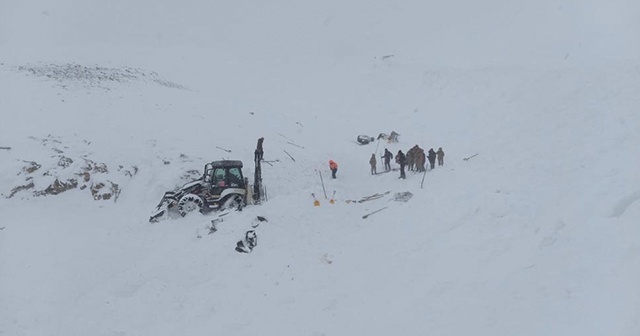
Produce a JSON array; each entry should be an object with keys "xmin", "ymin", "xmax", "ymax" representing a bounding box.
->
[{"xmin": 1, "ymin": 1, "xmax": 640, "ymax": 335}]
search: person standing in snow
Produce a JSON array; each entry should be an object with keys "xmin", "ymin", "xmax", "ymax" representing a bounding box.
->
[
  {"xmin": 369, "ymin": 153, "xmax": 377, "ymax": 175},
  {"xmin": 406, "ymin": 146, "xmax": 416, "ymax": 171},
  {"xmin": 413, "ymin": 146, "xmax": 425, "ymax": 172},
  {"xmin": 255, "ymin": 137, "xmax": 264, "ymax": 162},
  {"xmin": 396, "ymin": 150, "xmax": 407, "ymax": 179},
  {"xmin": 382, "ymin": 148, "xmax": 393, "ymax": 172},
  {"xmin": 329, "ymin": 160, "xmax": 338, "ymax": 179},
  {"xmin": 436, "ymin": 147, "xmax": 445, "ymax": 166},
  {"xmin": 427, "ymin": 148, "xmax": 437, "ymax": 170}
]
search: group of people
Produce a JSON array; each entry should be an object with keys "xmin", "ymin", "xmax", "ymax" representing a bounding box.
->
[
  {"xmin": 253, "ymin": 134, "xmax": 442, "ymax": 181},
  {"xmin": 368, "ymin": 146, "xmax": 444, "ymax": 179}
]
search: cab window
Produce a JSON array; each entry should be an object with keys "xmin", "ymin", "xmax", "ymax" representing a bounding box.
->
[{"xmin": 228, "ymin": 168, "xmax": 243, "ymax": 186}]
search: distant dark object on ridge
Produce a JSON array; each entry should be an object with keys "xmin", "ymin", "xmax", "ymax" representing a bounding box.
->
[{"xmin": 357, "ymin": 135, "xmax": 375, "ymax": 145}]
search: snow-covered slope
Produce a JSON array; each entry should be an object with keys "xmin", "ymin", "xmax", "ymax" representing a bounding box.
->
[{"xmin": 1, "ymin": 1, "xmax": 640, "ymax": 335}]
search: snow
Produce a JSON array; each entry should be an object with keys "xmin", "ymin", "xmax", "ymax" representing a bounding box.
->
[{"xmin": 1, "ymin": 1, "xmax": 640, "ymax": 335}]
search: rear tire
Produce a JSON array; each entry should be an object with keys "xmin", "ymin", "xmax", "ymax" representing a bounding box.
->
[
  {"xmin": 223, "ymin": 195, "xmax": 245, "ymax": 211},
  {"xmin": 177, "ymin": 194, "xmax": 204, "ymax": 217}
]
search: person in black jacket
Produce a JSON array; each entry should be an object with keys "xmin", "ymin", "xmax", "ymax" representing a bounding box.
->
[
  {"xmin": 396, "ymin": 150, "xmax": 407, "ymax": 179},
  {"xmin": 382, "ymin": 148, "xmax": 393, "ymax": 172},
  {"xmin": 255, "ymin": 137, "xmax": 264, "ymax": 161},
  {"xmin": 427, "ymin": 148, "xmax": 437, "ymax": 170}
]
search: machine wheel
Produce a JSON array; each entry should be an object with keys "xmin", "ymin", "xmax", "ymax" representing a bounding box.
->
[
  {"xmin": 223, "ymin": 195, "xmax": 245, "ymax": 211},
  {"xmin": 177, "ymin": 194, "xmax": 204, "ymax": 217}
]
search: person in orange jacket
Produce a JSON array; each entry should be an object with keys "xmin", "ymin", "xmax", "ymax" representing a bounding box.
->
[{"xmin": 329, "ymin": 160, "xmax": 338, "ymax": 179}]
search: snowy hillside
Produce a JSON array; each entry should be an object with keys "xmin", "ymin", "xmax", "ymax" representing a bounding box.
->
[{"xmin": 1, "ymin": 1, "xmax": 640, "ymax": 335}]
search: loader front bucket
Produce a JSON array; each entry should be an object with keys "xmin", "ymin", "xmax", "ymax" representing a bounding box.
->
[{"xmin": 149, "ymin": 191, "xmax": 177, "ymax": 222}]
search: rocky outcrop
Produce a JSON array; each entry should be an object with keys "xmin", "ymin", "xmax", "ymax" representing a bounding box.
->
[
  {"xmin": 5, "ymin": 135, "xmax": 137, "ymax": 202},
  {"xmin": 34, "ymin": 179, "xmax": 78, "ymax": 196}
]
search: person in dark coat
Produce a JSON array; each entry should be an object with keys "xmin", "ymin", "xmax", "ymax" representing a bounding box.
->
[
  {"xmin": 255, "ymin": 137, "xmax": 264, "ymax": 161},
  {"xmin": 415, "ymin": 147, "xmax": 426, "ymax": 172},
  {"xmin": 369, "ymin": 153, "xmax": 377, "ymax": 175},
  {"xmin": 436, "ymin": 147, "xmax": 445, "ymax": 166},
  {"xmin": 427, "ymin": 148, "xmax": 437, "ymax": 170},
  {"xmin": 382, "ymin": 148, "xmax": 393, "ymax": 172},
  {"xmin": 396, "ymin": 150, "xmax": 407, "ymax": 179},
  {"xmin": 406, "ymin": 146, "xmax": 416, "ymax": 171}
]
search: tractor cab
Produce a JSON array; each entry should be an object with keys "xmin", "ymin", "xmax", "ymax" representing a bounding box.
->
[{"xmin": 203, "ymin": 160, "xmax": 246, "ymax": 193}]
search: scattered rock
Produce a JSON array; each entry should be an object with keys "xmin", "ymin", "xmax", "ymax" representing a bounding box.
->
[
  {"xmin": 7, "ymin": 182, "xmax": 35, "ymax": 198},
  {"xmin": 8, "ymin": 135, "xmax": 133, "ymax": 202},
  {"xmin": 57, "ymin": 156, "xmax": 73, "ymax": 168},
  {"xmin": 21, "ymin": 161, "xmax": 41, "ymax": 174},
  {"xmin": 81, "ymin": 159, "xmax": 93, "ymax": 171},
  {"xmin": 90, "ymin": 182, "xmax": 105, "ymax": 199},
  {"xmin": 93, "ymin": 163, "xmax": 108, "ymax": 173},
  {"xmin": 90, "ymin": 181, "xmax": 120, "ymax": 201},
  {"xmin": 15, "ymin": 63, "xmax": 186, "ymax": 91},
  {"xmin": 117, "ymin": 165, "xmax": 139, "ymax": 177},
  {"xmin": 82, "ymin": 159, "xmax": 108, "ymax": 173},
  {"xmin": 79, "ymin": 171, "xmax": 91, "ymax": 182}
]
